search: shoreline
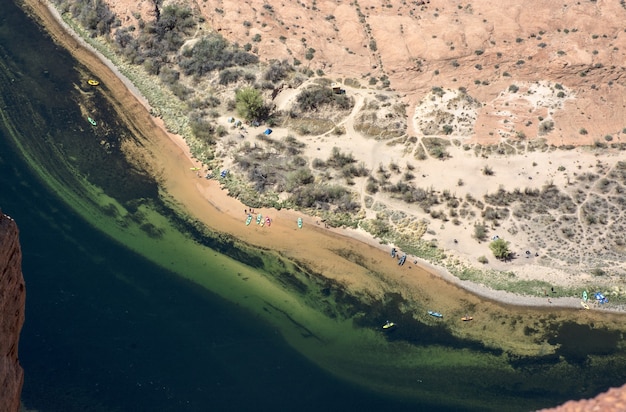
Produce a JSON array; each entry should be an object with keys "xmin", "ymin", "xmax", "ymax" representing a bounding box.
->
[{"xmin": 22, "ymin": 0, "xmax": 624, "ymax": 314}]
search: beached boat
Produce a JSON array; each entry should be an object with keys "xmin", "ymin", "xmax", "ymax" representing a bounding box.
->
[
  {"xmin": 428, "ymin": 311, "xmax": 443, "ymax": 318},
  {"xmin": 398, "ymin": 254, "xmax": 406, "ymax": 266},
  {"xmin": 245, "ymin": 215, "xmax": 252, "ymax": 226},
  {"xmin": 382, "ymin": 320, "xmax": 395, "ymax": 329},
  {"xmin": 87, "ymin": 117, "xmax": 97, "ymax": 126},
  {"xmin": 256, "ymin": 214, "xmax": 263, "ymax": 225},
  {"xmin": 265, "ymin": 217, "xmax": 271, "ymax": 226},
  {"xmin": 461, "ymin": 316, "xmax": 473, "ymax": 322},
  {"xmin": 297, "ymin": 217, "xmax": 303, "ymax": 229},
  {"xmin": 582, "ymin": 290, "xmax": 588, "ymax": 302},
  {"xmin": 581, "ymin": 301, "xmax": 590, "ymax": 310},
  {"xmin": 87, "ymin": 79, "xmax": 99, "ymax": 86}
]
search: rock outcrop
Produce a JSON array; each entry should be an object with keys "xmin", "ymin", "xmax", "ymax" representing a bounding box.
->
[
  {"xmin": 539, "ymin": 383, "xmax": 626, "ymax": 412},
  {"xmin": 0, "ymin": 212, "xmax": 25, "ymax": 412}
]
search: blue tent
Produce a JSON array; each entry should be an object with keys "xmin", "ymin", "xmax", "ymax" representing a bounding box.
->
[
  {"xmin": 595, "ymin": 292, "xmax": 608, "ymax": 304},
  {"xmin": 264, "ymin": 128, "xmax": 272, "ymax": 135}
]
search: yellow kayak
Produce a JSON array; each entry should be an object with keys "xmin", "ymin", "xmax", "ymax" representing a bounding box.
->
[
  {"xmin": 382, "ymin": 321, "xmax": 395, "ymax": 329},
  {"xmin": 581, "ymin": 301, "xmax": 590, "ymax": 310},
  {"xmin": 87, "ymin": 79, "xmax": 99, "ymax": 86}
]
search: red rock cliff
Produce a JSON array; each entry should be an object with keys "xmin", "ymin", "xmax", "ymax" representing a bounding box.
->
[{"xmin": 0, "ymin": 212, "xmax": 25, "ymax": 412}]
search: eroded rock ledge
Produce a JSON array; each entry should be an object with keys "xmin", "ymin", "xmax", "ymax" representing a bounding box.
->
[{"xmin": 0, "ymin": 212, "xmax": 25, "ymax": 412}]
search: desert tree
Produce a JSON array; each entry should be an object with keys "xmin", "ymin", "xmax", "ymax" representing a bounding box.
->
[
  {"xmin": 235, "ymin": 87, "xmax": 267, "ymax": 122},
  {"xmin": 489, "ymin": 238, "xmax": 510, "ymax": 260}
]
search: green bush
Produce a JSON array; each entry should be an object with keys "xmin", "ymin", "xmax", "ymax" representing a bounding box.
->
[
  {"xmin": 178, "ymin": 34, "xmax": 258, "ymax": 77},
  {"xmin": 235, "ymin": 87, "xmax": 268, "ymax": 122},
  {"xmin": 296, "ymin": 86, "xmax": 353, "ymax": 111},
  {"xmin": 263, "ymin": 60, "xmax": 292, "ymax": 83},
  {"xmin": 489, "ymin": 238, "xmax": 510, "ymax": 259},
  {"xmin": 219, "ymin": 69, "xmax": 243, "ymax": 85},
  {"xmin": 474, "ymin": 223, "xmax": 487, "ymax": 241},
  {"xmin": 67, "ymin": 0, "xmax": 117, "ymax": 37}
]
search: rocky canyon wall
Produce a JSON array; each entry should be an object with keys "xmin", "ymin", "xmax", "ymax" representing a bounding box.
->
[{"xmin": 0, "ymin": 212, "xmax": 25, "ymax": 412}]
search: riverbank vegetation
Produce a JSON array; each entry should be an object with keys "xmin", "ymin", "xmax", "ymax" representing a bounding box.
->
[{"xmin": 48, "ymin": 0, "xmax": 626, "ymax": 303}]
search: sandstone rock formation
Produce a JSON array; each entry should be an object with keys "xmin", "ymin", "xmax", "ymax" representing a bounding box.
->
[
  {"xmin": 539, "ymin": 383, "xmax": 626, "ymax": 412},
  {"xmin": 0, "ymin": 212, "xmax": 25, "ymax": 412}
]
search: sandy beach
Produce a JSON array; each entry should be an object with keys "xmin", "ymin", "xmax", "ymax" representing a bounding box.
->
[{"xmin": 19, "ymin": 0, "xmax": 626, "ymax": 319}]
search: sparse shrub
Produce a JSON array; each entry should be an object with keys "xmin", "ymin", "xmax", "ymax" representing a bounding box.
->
[
  {"xmin": 538, "ymin": 120, "xmax": 554, "ymax": 135},
  {"xmin": 189, "ymin": 115, "xmax": 216, "ymax": 144},
  {"xmin": 312, "ymin": 158, "xmax": 326, "ymax": 169},
  {"xmin": 296, "ymin": 86, "xmax": 353, "ymax": 111},
  {"xmin": 365, "ymin": 177, "xmax": 379, "ymax": 194},
  {"xmin": 474, "ymin": 223, "xmax": 487, "ymax": 241},
  {"xmin": 333, "ymin": 126, "xmax": 346, "ymax": 135},
  {"xmin": 68, "ymin": 0, "xmax": 118, "ymax": 37},
  {"xmin": 327, "ymin": 147, "xmax": 356, "ymax": 168},
  {"xmin": 218, "ymin": 68, "xmax": 242, "ymax": 85},
  {"xmin": 178, "ymin": 34, "xmax": 258, "ymax": 77},
  {"xmin": 263, "ymin": 59, "xmax": 292, "ymax": 83}
]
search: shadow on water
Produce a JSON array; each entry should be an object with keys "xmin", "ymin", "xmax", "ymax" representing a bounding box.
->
[{"xmin": 547, "ymin": 322, "xmax": 621, "ymax": 364}]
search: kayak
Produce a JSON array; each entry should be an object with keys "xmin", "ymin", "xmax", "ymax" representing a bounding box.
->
[
  {"xmin": 582, "ymin": 290, "xmax": 588, "ymax": 302},
  {"xmin": 265, "ymin": 217, "xmax": 271, "ymax": 226},
  {"xmin": 382, "ymin": 321, "xmax": 395, "ymax": 329},
  {"xmin": 190, "ymin": 167, "xmax": 200, "ymax": 171},
  {"xmin": 461, "ymin": 316, "xmax": 473, "ymax": 322},
  {"xmin": 87, "ymin": 79, "xmax": 99, "ymax": 86},
  {"xmin": 87, "ymin": 117, "xmax": 97, "ymax": 126},
  {"xmin": 256, "ymin": 214, "xmax": 263, "ymax": 225},
  {"xmin": 428, "ymin": 311, "xmax": 443, "ymax": 318},
  {"xmin": 581, "ymin": 301, "xmax": 590, "ymax": 310},
  {"xmin": 398, "ymin": 254, "xmax": 406, "ymax": 266},
  {"xmin": 245, "ymin": 215, "xmax": 252, "ymax": 226},
  {"xmin": 297, "ymin": 217, "xmax": 303, "ymax": 228}
]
